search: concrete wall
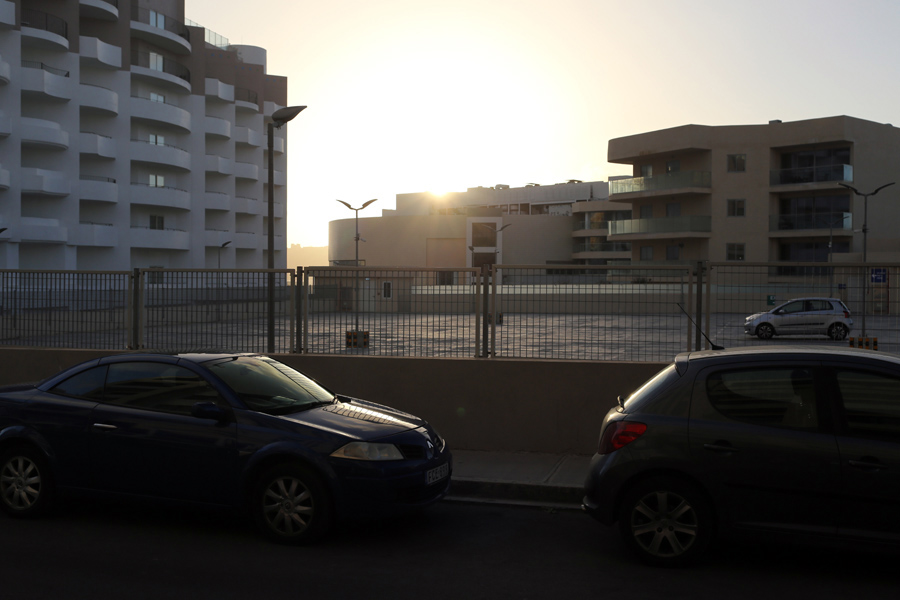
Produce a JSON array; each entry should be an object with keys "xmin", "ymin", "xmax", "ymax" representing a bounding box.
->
[{"xmin": 0, "ymin": 348, "xmax": 666, "ymax": 455}]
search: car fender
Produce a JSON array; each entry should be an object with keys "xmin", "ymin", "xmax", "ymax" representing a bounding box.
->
[
  {"xmin": 0, "ymin": 423, "xmax": 56, "ymax": 467},
  {"xmin": 240, "ymin": 440, "xmax": 340, "ymax": 499}
]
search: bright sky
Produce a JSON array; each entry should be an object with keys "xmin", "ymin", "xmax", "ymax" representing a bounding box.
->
[{"xmin": 187, "ymin": 0, "xmax": 900, "ymax": 247}]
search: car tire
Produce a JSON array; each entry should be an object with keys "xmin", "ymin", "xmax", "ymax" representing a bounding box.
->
[
  {"xmin": 756, "ymin": 323, "xmax": 775, "ymax": 340},
  {"xmin": 618, "ymin": 476, "xmax": 713, "ymax": 567},
  {"xmin": 0, "ymin": 446, "xmax": 54, "ymax": 518},
  {"xmin": 828, "ymin": 323, "xmax": 848, "ymax": 340},
  {"xmin": 252, "ymin": 463, "xmax": 332, "ymax": 544}
]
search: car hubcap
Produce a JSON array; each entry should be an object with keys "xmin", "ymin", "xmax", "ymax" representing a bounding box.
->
[
  {"xmin": 1, "ymin": 457, "xmax": 41, "ymax": 510},
  {"xmin": 630, "ymin": 490, "xmax": 698, "ymax": 557},
  {"xmin": 262, "ymin": 476, "xmax": 313, "ymax": 536}
]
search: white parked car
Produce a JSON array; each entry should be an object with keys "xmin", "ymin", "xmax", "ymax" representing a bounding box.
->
[{"xmin": 744, "ymin": 297, "xmax": 852, "ymax": 340}]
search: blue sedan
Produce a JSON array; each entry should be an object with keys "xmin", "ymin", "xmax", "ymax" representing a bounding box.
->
[{"xmin": 0, "ymin": 353, "xmax": 452, "ymax": 543}]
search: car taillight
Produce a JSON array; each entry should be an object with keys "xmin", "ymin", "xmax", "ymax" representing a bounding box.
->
[
  {"xmin": 843, "ymin": 311, "xmax": 850, "ymax": 318},
  {"xmin": 598, "ymin": 421, "xmax": 647, "ymax": 454}
]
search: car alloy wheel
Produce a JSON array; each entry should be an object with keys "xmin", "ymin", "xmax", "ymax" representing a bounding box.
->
[
  {"xmin": 756, "ymin": 323, "xmax": 775, "ymax": 340},
  {"xmin": 619, "ymin": 477, "xmax": 711, "ymax": 566},
  {"xmin": 253, "ymin": 464, "xmax": 331, "ymax": 544},
  {"xmin": 828, "ymin": 323, "xmax": 848, "ymax": 340},
  {"xmin": 0, "ymin": 447, "xmax": 53, "ymax": 518}
]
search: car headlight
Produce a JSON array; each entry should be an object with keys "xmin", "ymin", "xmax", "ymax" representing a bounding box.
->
[{"xmin": 330, "ymin": 442, "xmax": 404, "ymax": 461}]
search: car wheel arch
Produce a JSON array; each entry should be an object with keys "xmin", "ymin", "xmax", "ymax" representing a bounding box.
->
[
  {"xmin": 614, "ymin": 469, "xmax": 718, "ymax": 528},
  {"xmin": 241, "ymin": 452, "xmax": 336, "ymax": 511}
]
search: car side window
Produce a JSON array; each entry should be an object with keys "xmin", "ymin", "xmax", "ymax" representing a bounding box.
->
[
  {"xmin": 835, "ymin": 369, "xmax": 900, "ymax": 441},
  {"xmin": 706, "ymin": 367, "xmax": 818, "ymax": 429},
  {"xmin": 781, "ymin": 301, "xmax": 804, "ymax": 314},
  {"xmin": 102, "ymin": 362, "xmax": 220, "ymax": 416},
  {"xmin": 808, "ymin": 300, "xmax": 830, "ymax": 311},
  {"xmin": 49, "ymin": 365, "xmax": 108, "ymax": 400}
]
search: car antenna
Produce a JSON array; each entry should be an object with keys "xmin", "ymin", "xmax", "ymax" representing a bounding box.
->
[{"xmin": 676, "ymin": 303, "xmax": 725, "ymax": 350}]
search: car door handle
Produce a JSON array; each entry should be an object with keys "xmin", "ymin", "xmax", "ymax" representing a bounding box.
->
[
  {"xmin": 703, "ymin": 442, "xmax": 737, "ymax": 454},
  {"xmin": 848, "ymin": 458, "xmax": 886, "ymax": 472},
  {"xmin": 92, "ymin": 423, "xmax": 117, "ymax": 431}
]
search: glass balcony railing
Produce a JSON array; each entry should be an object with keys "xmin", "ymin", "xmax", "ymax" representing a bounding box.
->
[
  {"xmin": 769, "ymin": 211, "xmax": 852, "ymax": 232},
  {"xmin": 21, "ymin": 9, "xmax": 69, "ymax": 39},
  {"xmin": 608, "ymin": 215, "xmax": 712, "ymax": 236},
  {"xmin": 131, "ymin": 51, "xmax": 191, "ymax": 83},
  {"xmin": 770, "ymin": 164, "xmax": 852, "ymax": 186},
  {"xmin": 572, "ymin": 241, "xmax": 631, "ymax": 253},
  {"xmin": 610, "ymin": 171, "xmax": 712, "ymax": 195}
]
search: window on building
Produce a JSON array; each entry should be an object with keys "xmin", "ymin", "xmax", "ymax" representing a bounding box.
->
[
  {"xmin": 726, "ymin": 243, "xmax": 745, "ymax": 261},
  {"xmin": 666, "ymin": 245, "xmax": 681, "ymax": 261},
  {"xmin": 150, "ymin": 92, "xmax": 165, "ymax": 104},
  {"xmin": 666, "ymin": 160, "xmax": 680, "ymax": 174},
  {"xmin": 640, "ymin": 246, "xmax": 653, "ymax": 261},
  {"xmin": 149, "ymin": 174, "xmax": 165, "ymax": 187},
  {"xmin": 382, "ymin": 281, "xmax": 393, "ymax": 299},
  {"xmin": 149, "ymin": 52, "xmax": 164, "ymax": 72},
  {"xmin": 727, "ymin": 199, "xmax": 746, "ymax": 217},
  {"xmin": 149, "ymin": 10, "xmax": 166, "ymax": 29},
  {"xmin": 150, "ymin": 215, "xmax": 164, "ymax": 230},
  {"xmin": 640, "ymin": 205, "xmax": 653, "ymax": 219},
  {"xmin": 149, "ymin": 134, "xmax": 165, "ymax": 146},
  {"xmin": 727, "ymin": 154, "xmax": 747, "ymax": 172},
  {"xmin": 640, "ymin": 165, "xmax": 653, "ymax": 178},
  {"xmin": 666, "ymin": 203, "xmax": 681, "ymax": 217},
  {"xmin": 472, "ymin": 222, "xmax": 497, "ymax": 247}
]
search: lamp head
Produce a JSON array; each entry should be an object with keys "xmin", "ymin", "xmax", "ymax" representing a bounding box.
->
[{"xmin": 272, "ymin": 105, "xmax": 307, "ymax": 127}]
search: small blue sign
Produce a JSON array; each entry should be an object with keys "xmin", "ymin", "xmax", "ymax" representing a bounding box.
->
[{"xmin": 871, "ymin": 268, "xmax": 887, "ymax": 283}]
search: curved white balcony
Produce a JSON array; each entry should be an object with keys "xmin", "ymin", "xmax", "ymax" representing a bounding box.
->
[
  {"xmin": 235, "ymin": 99, "xmax": 259, "ymax": 113},
  {"xmin": 80, "ymin": 132, "xmax": 116, "ymax": 158},
  {"xmin": 130, "ymin": 21, "xmax": 191, "ymax": 55},
  {"xmin": 79, "ymin": 0, "xmax": 118, "ymax": 22},
  {"xmin": 0, "ymin": 113, "xmax": 10, "ymax": 137},
  {"xmin": 129, "ymin": 226, "xmax": 190, "ymax": 250},
  {"xmin": 79, "ymin": 36, "xmax": 121, "ymax": 68},
  {"xmin": 22, "ymin": 118, "xmax": 69, "ymax": 150},
  {"xmin": 205, "ymin": 154, "xmax": 234, "ymax": 176},
  {"xmin": 0, "ymin": 54, "xmax": 9, "ymax": 85},
  {"xmin": 205, "ymin": 78, "xmax": 234, "ymax": 102},
  {"xmin": 22, "ymin": 168, "xmax": 70, "ymax": 196},
  {"xmin": 205, "ymin": 191, "xmax": 230, "ymax": 209},
  {"xmin": 234, "ymin": 126, "xmax": 263, "ymax": 147},
  {"xmin": 271, "ymin": 135, "xmax": 285, "ymax": 154},
  {"xmin": 71, "ymin": 222, "xmax": 117, "ymax": 247},
  {"xmin": 19, "ymin": 217, "xmax": 67, "ymax": 243},
  {"xmin": 0, "ymin": 166, "xmax": 10, "ymax": 190},
  {"xmin": 131, "ymin": 140, "xmax": 191, "ymax": 171},
  {"xmin": 130, "ymin": 96, "xmax": 191, "ymax": 131},
  {"xmin": 21, "ymin": 24, "xmax": 69, "ymax": 52},
  {"xmin": 79, "ymin": 177, "xmax": 118, "ymax": 203},
  {"xmin": 22, "ymin": 65, "xmax": 74, "ymax": 101},
  {"xmin": 205, "ymin": 115, "xmax": 232, "ymax": 139},
  {"xmin": 234, "ymin": 161, "xmax": 259, "ymax": 181},
  {"xmin": 234, "ymin": 231, "xmax": 259, "ymax": 249},
  {"xmin": 79, "ymin": 84, "xmax": 118, "ymax": 115},
  {"xmin": 130, "ymin": 65, "xmax": 191, "ymax": 93},
  {"xmin": 129, "ymin": 184, "xmax": 190, "ymax": 210},
  {"xmin": 233, "ymin": 195, "xmax": 260, "ymax": 214},
  {"xmin": 269, "ymin": 169, "xmax": 286, "ymax": 186},
  {"xmin": 0, "ymin": 1, "xmax": 14, "ymax": 28}
]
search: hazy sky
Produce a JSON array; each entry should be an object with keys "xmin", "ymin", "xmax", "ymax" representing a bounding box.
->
[{"xmin": 187, "ymin": 0, "xmax": 900, "ymax": 247}]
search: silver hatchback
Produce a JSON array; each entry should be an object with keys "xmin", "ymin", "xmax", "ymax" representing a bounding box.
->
[{"xmin": 744, "ymin": 297, "xmax": 852, "ymax": 340}]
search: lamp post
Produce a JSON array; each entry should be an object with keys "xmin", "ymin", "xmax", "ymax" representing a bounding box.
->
[
  {"xmin": 337, "ymin": 199, "xmax": 377, "ymax": 333},
  {"xmin": 838, "ymin": 181, "xmax": 895, "ymax": 338},
  {"xmin": 267, "ymin": 105, "xmax": 306, "ymax": 353}
]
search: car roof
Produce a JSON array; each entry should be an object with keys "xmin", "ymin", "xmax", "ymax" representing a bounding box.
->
[{"xmin": 675, "ymin": 345, "xmax": 900, "ymax": 373}]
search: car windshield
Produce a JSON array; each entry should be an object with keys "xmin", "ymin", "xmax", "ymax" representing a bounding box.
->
[{"xmin": 207, "ymin": 357, "xmax": 335, "ymax": 415}]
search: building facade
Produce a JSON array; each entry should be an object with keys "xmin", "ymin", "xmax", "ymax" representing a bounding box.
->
[
  {"xmin": 606, "ymin": 116, "xmax": 900, "ymax": 265},
  {"xmin": 329, "ymin": 180, "xmax": 631, "ymax": 269},
  {"xmin": 0, "ymin": 0, "xmax": 290, "ymax": 271}
]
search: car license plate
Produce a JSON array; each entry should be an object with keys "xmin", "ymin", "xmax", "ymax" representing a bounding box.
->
[{"xmin": 426, "ymin": 462, "xmax": 449, "ymax": 484}]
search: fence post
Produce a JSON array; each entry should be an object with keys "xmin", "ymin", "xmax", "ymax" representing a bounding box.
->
[
  {"xmin": 695, "ymin": 261, "xmax": 704, "ymax": 351},
  {"xmin": 481, "ymin": 263, "xmax": 490, "ymax": 358},
  {"xmin": 130, "ymin": 268, "xmax": 141, "ymax": 349}
]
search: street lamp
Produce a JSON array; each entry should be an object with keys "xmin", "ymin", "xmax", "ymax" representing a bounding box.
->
[
  {"xmin": 838, "ymin": 181, "xmax": 895, "ymax": 338},
  {"xmin": 337, "ymin": 199, "xmax": 377, "ymax": 334},
  {"xmin": 218, "ymin": 240, "xmax": 231, "ymax": 270},
  {"xmin": 267, "ymin": 105, "xmax": 306, "ymax": 353}
]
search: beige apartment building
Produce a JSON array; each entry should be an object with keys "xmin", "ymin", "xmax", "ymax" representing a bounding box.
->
[{"xmin": 606, "ymin": 115, "xmax": 900, "ymax": 265}]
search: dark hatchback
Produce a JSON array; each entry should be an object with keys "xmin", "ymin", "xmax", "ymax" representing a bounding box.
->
[
  {"xmin": 583, "ymin": 346, "xmax": 900, "ymax": 566},
  {"xmin": 0, "ymin": 353, "xmax": 451, "ymax": 543}
]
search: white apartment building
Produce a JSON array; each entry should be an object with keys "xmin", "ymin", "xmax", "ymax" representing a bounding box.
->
[{"xmin": 0, "ymin": 0, "xmax": 291, "ymax": 271}]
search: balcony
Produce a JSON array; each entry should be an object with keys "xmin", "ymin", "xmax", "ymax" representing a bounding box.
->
[
  {"xmin": 0, "ymin": 165, "xmax": 9, "ymax": 190},
  {"xmin": 572, "ymin": 241, "xmax": 632, "ymax": 253},
  {"xmin": 79, "ymin": 176, "xmax": 118, "ymax": 203},
  {"xmin": 769, "ymin": 212, "xmax": 852, "ymax": 234},
  {"xmin": 79, "ymin": 83, "xmax": 118, "ymax": 115},
  {"xmin": 71, "ymin": 222, "xmax": 117, "ymax": 247},
  {"xmin": 608, "ymin": 215, "xmax": 712, "ymax": 238},
  {"xmin": 205, "ymin": 115, "xmax": 232, "ymax": 139},
  {"xmin": 22, "ymin": 169, "xmax": 70, "ymax": 196},
  {"xmin": 233, "ymin": 195, "xmax": 260, "ymax": 214},
  {"xmin": 235, "ymin": 88, "xmax": 259, "ymax": 112},
  {"xmin": 0, "ymin": 53, "xmax": 9, "ymax": 84},
  {"xmin": 234, "ymin": 231, "xmax": 259, "ymax": 249},
  {"xmin": 131, "ymin": 139, "xmax": 191, "ymax": 171},
  {"xmin": 130, "ymin": 7, "xmax": 190, "ymax": 54},
  {"xmin": 129, "ymin": 183, "xmax": 190, "ymax": 210},
  {"xmin": 770, "ymin": 164, "xmax": 852, "ymax": 186},
  {"xmin": 79, "ymin": 0, "xmax": 118, "ymax": 22},
  {"xmin": 610, "ymin": 171, "xmax": 712, "ymax": 198},
  {"xmin": 129, "ymin": 226, "xmax": 190, "ymax": 250},
  {"xmin": 130, "ymin": 96, "xmax": 191, "ymax": 131},
  {"xmin": 0, "ymin": 1, "xmax": 14, "ymax": 28},
  {"xmin": 80, "ymin": 132, "xmax": 116, "ymax": 158},
  {"xmin": 205, "ymin": 191, "xmax": 230, "ymax": 209},
  {"xmin": 204, "ymin": 229, "xmax": 233, "ymax": 248},
  {"xmin": 234, "ymin": 161, "xmax": 259, "ymax": 181},
  {"xmin": 22, "ymin": 61, "xmax": 73, "ymax": 101},
  {"xmin": 234, "ymin": 126, "xmax": 263, "ymax": 147},
  {"xmin": 130, "ymin": 51, "xmax": 190, "ymax": 91},
  {"xmin": 205, "ymin": 155, "xmax": 234, "ymax": 176},
  {"xmin": 18, "ymin": 217, "xmax": 68, "ymax": 243},
  {"xmin": 205, "ymin": 78, "xmax": 234, "ymax": 103},
  {"xmin": 21, "ymin": 9, "xmax": 69, "ymax": 50},
  {"xmin": 22, "ymin": 118, "xmax": 69, "ymax": 150},
  {"xmin": 79, "ymin": 36, "xmax": 121, "ymax": 69}
]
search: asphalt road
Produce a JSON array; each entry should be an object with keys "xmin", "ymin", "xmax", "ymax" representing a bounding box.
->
[{"xmin": 0, "ymin": 498, "xmax": 897, "ymax": 600}]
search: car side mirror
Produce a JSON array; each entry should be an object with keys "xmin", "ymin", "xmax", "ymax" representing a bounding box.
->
[{"xmin": 191, "ymin": 401, "xmax": 228, "ymax": 422}]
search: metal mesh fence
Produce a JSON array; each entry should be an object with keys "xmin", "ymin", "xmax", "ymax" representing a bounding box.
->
[
  {"xmin": 0, "ymin": 270, "xmax": 131, "ymax": 349},
  {"xmin": 303, "ymin": 267, "xmax": 481, "ymax": 357}
]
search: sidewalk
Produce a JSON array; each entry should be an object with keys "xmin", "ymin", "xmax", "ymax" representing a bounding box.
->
[{"xmin": 446, "ymin": 450, "xmax": 592, "ymax": 510}]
